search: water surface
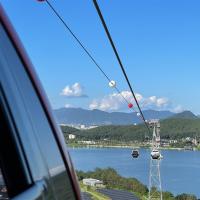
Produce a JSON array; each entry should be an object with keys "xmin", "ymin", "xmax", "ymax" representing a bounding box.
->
[{"xmin": 69, "ymin": 147, "xmax": 200, "ymax": 197}]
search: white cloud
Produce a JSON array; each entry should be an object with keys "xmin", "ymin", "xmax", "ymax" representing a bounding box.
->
[
  {"xmin": 89, "ymin": 92, "xmax": 125, "ymax": 111},
  {"xmin": 89, "ymin": 91, "xmax": 171, "ymax": 111},
  {"xmin": 157, "ymin": 98, "xmax": 168, "ymax": 107},
  {"xmin": 142, "ymin": 96, "xmax": 169, "ymax": 108},
  {"xmin": 64, "ymin": 104, "xmax": 74, "ymax": 108},
  {"xmin": 60, "ymin": 83, "xmax": 87, "ymax": 97},
  {"xmin": 172, "ymin": 105, "xmax": 184, "ymax": 113},
  {"xmin": 89, "ymin": 91, "xmax": 138, "ymax": 110}
]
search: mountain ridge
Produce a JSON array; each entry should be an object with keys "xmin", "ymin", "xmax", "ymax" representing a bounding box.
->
[
  {"xmin": 170, "ymin": 110, "xmax": 198, "ymax": 119},
  {"xmin": 54, "ymin": 107, "xmax": 183, "ymax": 125}
]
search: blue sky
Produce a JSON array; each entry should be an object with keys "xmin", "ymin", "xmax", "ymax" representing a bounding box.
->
[{"xmin": 1, "ymin": 0, "xmax": 200, "ymax": 114}]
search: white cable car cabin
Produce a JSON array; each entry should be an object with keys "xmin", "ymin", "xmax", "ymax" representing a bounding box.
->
[
  {"xmin": 151, "ymin": 149, "xmax": 160, "ymax": 159},
  {"xmin": 132, "ymin": 149, "xmax": 139, "ymax": 158}
]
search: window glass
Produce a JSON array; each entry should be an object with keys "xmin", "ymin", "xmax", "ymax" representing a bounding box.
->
[
  {"xmin": 0, "ymin": 23, "xmax": 76, "ymax": 199},
  {"xmin": 0, "ymin": 88, "xmax": 31, "ymax": 197},
  {"xmin": 0, "ymin": 24, "xmax": 47, "ymax": 182}
]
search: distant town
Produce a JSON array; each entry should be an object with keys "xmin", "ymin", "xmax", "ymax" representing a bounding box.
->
[
  {"xmin": 60, "ymin": 123, "xmax": 200, "ymax": 150},
  {"xmin": 60, "ymin": 123, "xmax": 99, "ymax": 130}
]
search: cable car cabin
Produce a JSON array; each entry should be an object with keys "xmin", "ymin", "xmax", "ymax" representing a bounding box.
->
[
  {"xmin": 151, "ymin": 149, "xmax": 160, "ymax": 159},
  {"xmin": 132, "ymin": 149, "xmax": 139, "ymax": 158}
]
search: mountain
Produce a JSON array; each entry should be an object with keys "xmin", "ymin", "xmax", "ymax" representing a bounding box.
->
[
  {"xmin": 171, "ymin": 111, "xmax": 198, "ymax": 119},
  {"xmin": 54, "ymin": 107, "xmax": 174, "ymax": 125}
]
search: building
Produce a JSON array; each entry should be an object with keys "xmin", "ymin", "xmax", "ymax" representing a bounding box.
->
[
  {"xmin": 78, "ymin": 140, "xmax": 96, "ymax": 145},
  {"xmin": 169, "ymin": 140, "xmax": 178, "ymax": 144},
  {"xmin": 68, "ymin": 134, "xmax": 76, "ymax": 140},
  {"xmin": 192, "ymin": 137, "xmax": 198, "ymax": 146},
  {"xmin": 83, "ymin": 178, "xmax": 104, "ymax": 187},
  {"xmin": 60, "ymin": 124, "xmax": 98, "ymax": 130},
  {"xmin": 79, "ymin": 125, "xmax": 98, "ymax": 130}
]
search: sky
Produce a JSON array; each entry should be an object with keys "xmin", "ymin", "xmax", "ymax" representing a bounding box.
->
[{"xmin": 1, "ymin": 0, "xmax": 200, "ymax": 114}]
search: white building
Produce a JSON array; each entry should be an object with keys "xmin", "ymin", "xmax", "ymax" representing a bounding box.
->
[
  {"xmin": 79, "ymin": 125, "xmax": 98, "ymax": 130},
  {"xmin": 78, "ymin": 140, "xmax": 96, "ymax": 145},
  {"xmin": 80, "ymin": 125, "xmax": 86, "ymax": 129},
  {"xmin": 83, "ymin": 178, "xmax": 104, "ymax": 187},
  {"xmin": 68, "ymin": 134, "xmax": 76, "ymax": 140},
  {"xmin": 185, "ymin": 137, "xmax": 191, "ymax": 141},
  {"xmin": 59, "ymin": 123, "xmax": 68, "ymax": 126}
]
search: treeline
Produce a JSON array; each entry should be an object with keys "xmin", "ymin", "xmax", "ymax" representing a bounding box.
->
[
  {"xmin": 76, "ymin": 168, "xmax": 197, "ymax": 200},
  {"xmin": 61, "ymin": 118, "xmax": 200, "ymax": 142}
]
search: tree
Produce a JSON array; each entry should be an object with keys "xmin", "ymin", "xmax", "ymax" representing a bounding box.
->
[{"xmin": 175, "ymin": 193, "xmax": 197, "ymax": 200}]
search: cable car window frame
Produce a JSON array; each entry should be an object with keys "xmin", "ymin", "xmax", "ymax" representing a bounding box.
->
[{"xmin": 0, "ymin": 85, "xmax": 32, "ymax": 198}]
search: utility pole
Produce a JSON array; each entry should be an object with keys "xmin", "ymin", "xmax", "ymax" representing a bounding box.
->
[{"xmin": 148, "ymin": 120, "xmax": 162, "ymax": 200}]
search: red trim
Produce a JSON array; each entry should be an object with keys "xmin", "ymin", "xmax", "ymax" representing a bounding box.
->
[{"xmin": 0, "ymin": 5, "xmax": 81, "ymax": 199}]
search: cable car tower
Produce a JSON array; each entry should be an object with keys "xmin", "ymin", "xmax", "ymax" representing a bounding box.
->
[{"xmin": 148, "ymin": 120, "xmax": 162, "ymax": 200}]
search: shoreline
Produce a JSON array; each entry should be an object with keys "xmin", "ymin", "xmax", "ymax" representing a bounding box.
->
[{"xmin": 68, "ymin": 144, "xmax": 198, "ymax": 151}]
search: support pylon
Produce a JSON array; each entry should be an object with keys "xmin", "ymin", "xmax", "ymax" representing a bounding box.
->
[{"xmin": 148, "ymin": 120, "xmax": 162, "ymax": 200}]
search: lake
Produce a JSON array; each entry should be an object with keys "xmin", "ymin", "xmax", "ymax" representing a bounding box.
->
[{"xmin": 69, "ymin": 147, "xmax": 200, "ymax": 197}]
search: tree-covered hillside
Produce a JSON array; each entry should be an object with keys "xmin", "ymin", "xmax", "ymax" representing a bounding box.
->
[
  {"xmin": 160, "ymin": 118, "xmax": 200, "ymax": 139},
  {"xmin": 61, "ymin": 118, "xmax": 200, "ymax": 142},
  {"xmin": 77, "ymin": 168, "xmax": 197, "ymax": 200},
  {"xmin": 55, "ymin": 108, "xmax": 174, "ymax": 125}
]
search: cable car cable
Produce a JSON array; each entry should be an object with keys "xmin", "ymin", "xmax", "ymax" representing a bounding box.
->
[
  {"xmin": 45, "ymin": 0, "xmax": 110, "ymax": 82},
  {"xmin": 41, "ymin": 0, "xmax": 141, "ymax": 115},
  {"xmin": 92, "ymin": 0, "xmax": 151, "ymax": 134}
]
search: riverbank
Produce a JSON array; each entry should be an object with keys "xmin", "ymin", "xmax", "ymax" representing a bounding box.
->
[
  {"xmin": 67, "ymin": 143, "xmax": 197, "ymax": 151},
  {"xmin": 77, "ymin": 168, "xmax": 198, "ymax": 200}
]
